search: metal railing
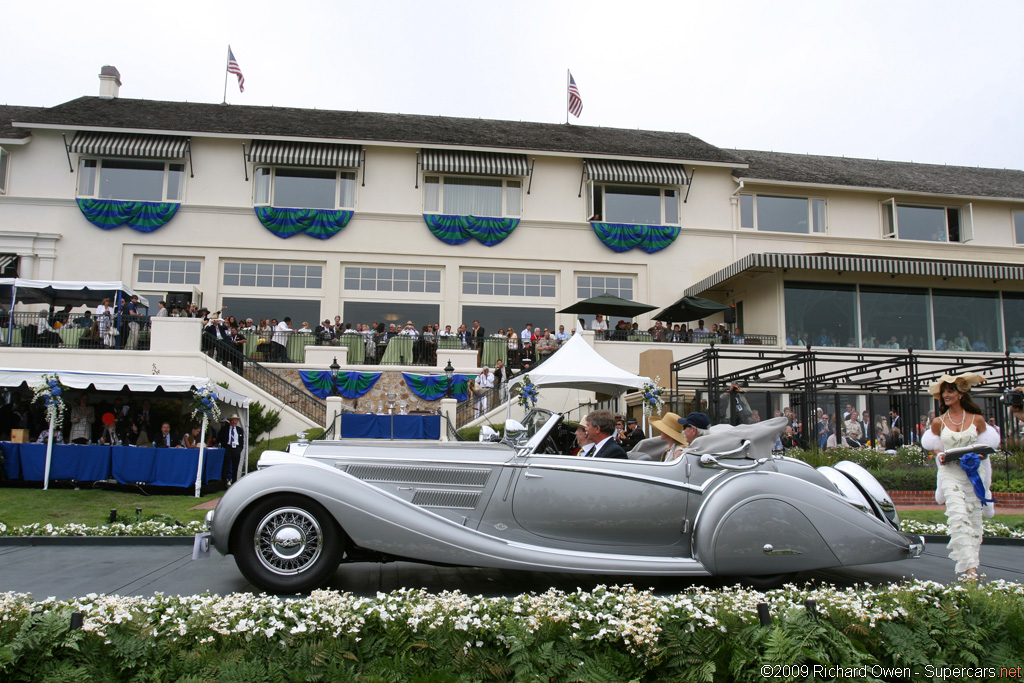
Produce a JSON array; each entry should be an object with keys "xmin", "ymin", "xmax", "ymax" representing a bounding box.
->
[
  {"xmin": 598, "ymin": 329, "xmax": 778, "ymax": 345},
  {"xmin": 240, "ymin": 357, "xmax": 326, "ymax": 425},
  {"xmin": 1, "ymin": 311, "xmax": 152, "ymax": 350}
]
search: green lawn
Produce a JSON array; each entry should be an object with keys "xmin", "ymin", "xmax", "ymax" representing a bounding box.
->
[
  {"xmin": 0, "ymin": 488, "xmax": 221, "ymax": 528},
  {"xmin": 901, "ymin": 510, "xmax": 1024, "ymax": 526}
]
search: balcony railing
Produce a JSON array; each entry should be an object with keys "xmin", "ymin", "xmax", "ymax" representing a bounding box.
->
[
  {"xmin": 1, "ymin": 311, "xmax": 152, "ymax": 350},
  {"xmin": 597, "ymin": 329, "xmax": 778, "ymax": 346}
]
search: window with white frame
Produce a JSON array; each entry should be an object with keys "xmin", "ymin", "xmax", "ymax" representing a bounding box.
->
[
  {"xmin": 0, "ymin": 147, "xmax": 9, "ymax": 194},
  {"xmin": 881, "ymin": 199, "xmax": 973, "ymax": 243},
  {"xmin": 77, "ymin": 159, "xmax": 185, "ymax": 202},
  {"xmin": 576, "ymin": 275, "xmax": 634, "ymax": 300},
  {"xmin": 462, "ymin": 271, "xmax": 556, "ymax": 297},
  {"xmin": 224, "ymin": 262, "xmax": 323, "ymax": 289},
  {"xmin": 587, "ymin": 183, "xmax": 679, "ymax": 225},
  {"xmin": 344, "ymin": 266, "xmax": 441, "ymax": 293},
  {"xmin": 137, "ymin": 258, "xmax": 201, "ymax": 285},
  {"xmin": 423, "ymin": 175, "xmax": 522, "ymax": 217},
  {"xmin": 253, "ymin": 167, "xmax": 356, "ymax": 210},
  {"xmin": 739, "ymin": 193, "xmax": 826, "ymax": 234},
  {"xmin": 1013, "ymin": 210, "xmax": 1024, "ymax": 245}
]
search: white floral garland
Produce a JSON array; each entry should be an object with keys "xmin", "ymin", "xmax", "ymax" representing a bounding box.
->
[
  {"xmin": 641, "ymin": 376, "xmax": 666, "ymax": 418},
  {"xmin": 31, "ymin": 373, "xmax": 67, "ymax": 430},
  {"xmin": 190, "ymin": 385, "xmax": 221, "ymax": 424}
]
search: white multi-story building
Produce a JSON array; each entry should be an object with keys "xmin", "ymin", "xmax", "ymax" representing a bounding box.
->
[{"xmin": 3, "ymin": 67, "xmax": 1024, "ymax": 363}]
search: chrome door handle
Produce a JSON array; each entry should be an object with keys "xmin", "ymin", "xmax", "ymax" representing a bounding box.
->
[{"xmin": 523, "ymin": 472, "xmax": 544, "ymax": 479}]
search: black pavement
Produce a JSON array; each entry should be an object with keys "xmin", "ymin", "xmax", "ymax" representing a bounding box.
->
[{"xmin": 1, "ymin": 537, "xmax": 1022, "ymax": 600}]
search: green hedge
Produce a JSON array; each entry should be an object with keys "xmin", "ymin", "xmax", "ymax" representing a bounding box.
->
[{"xmin": 2, "ymin": 582, "xmax": 1022, "ymax": 681}]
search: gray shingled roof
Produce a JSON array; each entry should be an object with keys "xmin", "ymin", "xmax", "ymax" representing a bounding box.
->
[
  {"xmin": 14, "ymin": 97, "xmax": 743, "ymax": 165},
  {"xmin": 0, "ymin": 105, "xmax": 44, "ymax": 141},
  {"xmin": 734, "ymin": 149, "xmax": 1024, "ymax": 200}
]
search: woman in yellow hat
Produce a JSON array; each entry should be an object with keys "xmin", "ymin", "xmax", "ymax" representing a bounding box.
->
[{"xmin": 920, "ymin": 373, "xmax": 998, "ymax": 580}]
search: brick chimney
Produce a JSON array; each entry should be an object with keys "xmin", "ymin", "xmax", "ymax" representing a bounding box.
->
[{"xmin": 98, "ymin": 66, "xmax": 121, "ymax": 99}]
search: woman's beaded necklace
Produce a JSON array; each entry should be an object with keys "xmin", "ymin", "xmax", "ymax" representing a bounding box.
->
[{"xmin": 943, "ymin": 409, "xmax": 967, "ymax": 431}]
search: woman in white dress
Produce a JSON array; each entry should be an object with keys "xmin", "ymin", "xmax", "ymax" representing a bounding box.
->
[
  {"xmin": 69, "ymin": 395, "xmax": 95, "ymax": 443},
  {"xmin": 921, "ymin": 373, "xmax": 998, "ymax": 580}
]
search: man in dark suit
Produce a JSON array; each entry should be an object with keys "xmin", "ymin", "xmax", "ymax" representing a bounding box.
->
[
  {"xmin": 583, "ymin": 410, "xmax": 627, "ymax": 459},
  {"xmin": 218, "ymin": 412, "xmax": 246, "ymax": 484},
  {"xmin": 154, "ymin": 422, "xmax": 178, "ymax": 448}
]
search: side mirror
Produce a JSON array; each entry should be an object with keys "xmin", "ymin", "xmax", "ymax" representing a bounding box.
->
[
  {"xmin": 479, "ymin": 425, "xmax": 498, "ymax": 442},
  {"xmin": 505, "ymin": 419, "xmax": 526, "ymax": 434}
]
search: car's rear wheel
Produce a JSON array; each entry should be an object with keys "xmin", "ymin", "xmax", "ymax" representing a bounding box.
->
[{"xmin": 233, "ymin": 494, "xmax": 343, "ymax": 593}]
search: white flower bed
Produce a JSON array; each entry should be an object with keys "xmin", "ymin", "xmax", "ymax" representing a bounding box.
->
[
  {"xmin": 2, "ymin": 580, "xmax": 1022, "ymax": 658},
  {"xmin": 900, "ymin": 519, "xmax": 1024, "ymax": 539},
  {"xmin": 0, "ymin": 520, "xmax": 206, "ymax": 537}
]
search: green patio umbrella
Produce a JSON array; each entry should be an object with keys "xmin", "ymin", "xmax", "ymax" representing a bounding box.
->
[
  {"xmin": 558, "ymin": 293, "xmax": 658, "ymax": 317},
  {"xmin": 652, "ymin": 296, "xmax": 730, "ymax": 323}
]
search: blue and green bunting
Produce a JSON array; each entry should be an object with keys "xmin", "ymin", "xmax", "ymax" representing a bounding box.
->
[
  {"xmin": 423, "ymin": 215, "xmax": 519, "ymax": 247},
  {"xmin": 591, "ymin": 222, "xmax": 680, "ymax": 254},
  {"xmin": 403, "ymin": 373, "xmax": 470, "ymax": 401},
  {"xmin": 255, "ymin": 207, "xmax": 354, "ymax": 239},
  {"xmin": 300, "ymin": 371, "xmax": 381, "ymax": 399},
  {"xmin": 77, "ymin": 199, "xmax": 180, "ymax": 233}
]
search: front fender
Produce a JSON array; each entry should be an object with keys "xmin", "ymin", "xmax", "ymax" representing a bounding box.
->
[{"xmin": 693, "ymin": 472, "xmax": 919, "ymax": 576}]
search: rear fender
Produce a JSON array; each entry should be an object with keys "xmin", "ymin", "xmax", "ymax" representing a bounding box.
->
[{"xmin": 693, "ymin": 472, "xmax": 914, "ymax": 575}]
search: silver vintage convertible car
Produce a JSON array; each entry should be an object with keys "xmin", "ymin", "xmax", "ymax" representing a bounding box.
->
[{"xmin": 197, "ymin": 412, "xmax": 923, "ymax": 593}]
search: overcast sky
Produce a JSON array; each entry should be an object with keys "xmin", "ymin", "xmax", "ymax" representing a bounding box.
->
[{"xmin": 4, "ymin": 0, "xmax": 1023, "ymax": 170}]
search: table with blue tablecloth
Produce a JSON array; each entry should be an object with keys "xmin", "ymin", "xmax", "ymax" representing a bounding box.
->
[
  {"xmin": 338, "ymin": 414, "xmax": 441, "ymax": 439},
  {"xmin": 16, "ymin": 443, "xmax": 112, "ymax": 482},
  {"xmin": 111, "ymin": 446, "xmax": 224, "ymax": 487},
  {"xmin": 1, "ymin": 442, "xmax": 224, "ymax": 488}
]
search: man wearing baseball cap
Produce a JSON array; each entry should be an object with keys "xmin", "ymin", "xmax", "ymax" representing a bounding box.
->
[{"xmin": 678, "ymin": 412, "xmax": 712, "ymax": 445}]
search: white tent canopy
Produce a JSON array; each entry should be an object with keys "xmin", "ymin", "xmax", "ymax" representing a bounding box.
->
[
  {"xmin": 0, "ymin": 278, "xmax": 149, "ymax": 308},
  {"xmin": 513, "ymin": 331, "xmax": 650, "ymax": 395},
  {"xmin": 1, "ymin": 368, "xmax": 250, "ymax": 495},
  {"xmin": 0, "ymin": 368, "xmax": 247, "ymax": 406}
]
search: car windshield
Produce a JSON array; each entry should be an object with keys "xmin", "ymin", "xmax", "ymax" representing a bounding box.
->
[{"xmin": 503, "ymin": 409, "xmax": 558, "ymax": 449}]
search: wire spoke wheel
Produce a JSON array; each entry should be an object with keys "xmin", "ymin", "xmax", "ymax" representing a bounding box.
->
[
  {"xmin": 234, "ymin": 495, "xmax": 343, "ymax": 593},
  {"xmin": 254, "ymin": 507, "xmax": 323, "ymax": 575}
]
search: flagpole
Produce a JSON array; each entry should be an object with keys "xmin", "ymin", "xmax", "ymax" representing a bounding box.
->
[
  {"xmin": 566, "ymin": 69, "xmax": 570, "ymax": 125},
  {"xmin": 223, "ymin": 46, "xmax": 230, "ymax": 104}
]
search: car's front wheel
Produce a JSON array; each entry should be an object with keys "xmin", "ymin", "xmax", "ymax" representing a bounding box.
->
[{"xmin": 233, "ymin": 494, "xmax": 343, "ymax": 593}]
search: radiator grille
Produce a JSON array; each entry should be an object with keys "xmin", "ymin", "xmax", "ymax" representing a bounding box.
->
[
  {"xmin": 411, "ymin": 489, "xmax": 482, "ymax": 509},
  {"xmin": 346, "ymin": 464, "xmax": 491, "ymax": 487}
]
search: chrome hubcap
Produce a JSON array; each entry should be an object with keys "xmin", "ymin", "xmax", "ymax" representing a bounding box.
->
[{"xmin": 253, "ymin": 507, "xmax": 323, "ymax": 575}]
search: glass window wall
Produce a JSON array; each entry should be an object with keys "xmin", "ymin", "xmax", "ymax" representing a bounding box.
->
[
  {"xmin": 783, "ymin": 282, "xmax": 856, "ymax": 347},
  {"xmin": 859, "ymin": 285, "xmax": 929, "ymax": 350},
  {"xmin": 932, "ymin": 289, "xmax": 1000, "ymax": 352}
]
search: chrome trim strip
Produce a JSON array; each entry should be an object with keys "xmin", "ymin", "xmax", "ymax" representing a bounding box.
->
[
  {"xmin": 503, "ymin": 540, "xmax": 700, "ymax": 563},
  {"xmin": 512, "ymin": 462, "xmax": 704, "ymax": 492}
]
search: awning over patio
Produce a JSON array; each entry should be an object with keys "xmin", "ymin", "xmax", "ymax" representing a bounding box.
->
[{"xmin": 683, "ymin": 252, "xmax": 1024, "ymax": 297}]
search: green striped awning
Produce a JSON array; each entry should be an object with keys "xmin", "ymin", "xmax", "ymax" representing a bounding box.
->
[
  {"xmin": 248, "ymin": 140, "xmax": 361, "ymax": 168},
  {"xmin": 421, "ymin": 149, "xmax": 529, "ymax": 176},
  {"xmin": 684, "ymin": 252, "xmax": 1024, "ymax": 297},
  {"xmin": 586, "ymin": 159, "xmax": 689, "ymax": 185},
  {"xmin": 68, "ymin": 132, "xmax": 189, "ymax": 159}
]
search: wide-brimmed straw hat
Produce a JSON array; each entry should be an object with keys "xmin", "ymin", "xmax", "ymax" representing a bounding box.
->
[
  {"xmin": 650, "ymin": 411, "xmax": 687, "ymax": 446},
  {"xmin": 928, "ymin": 372, "xmax": 985, "ymax": 400}
]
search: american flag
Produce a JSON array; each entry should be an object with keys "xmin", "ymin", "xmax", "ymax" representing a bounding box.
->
[
  {"xmin": 567, "ymin": 72, "xmax": 583, "ymax": 118},
  {"xmin": 227, "ymin": 47, "xmax": 245, "ymax": 93}
]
